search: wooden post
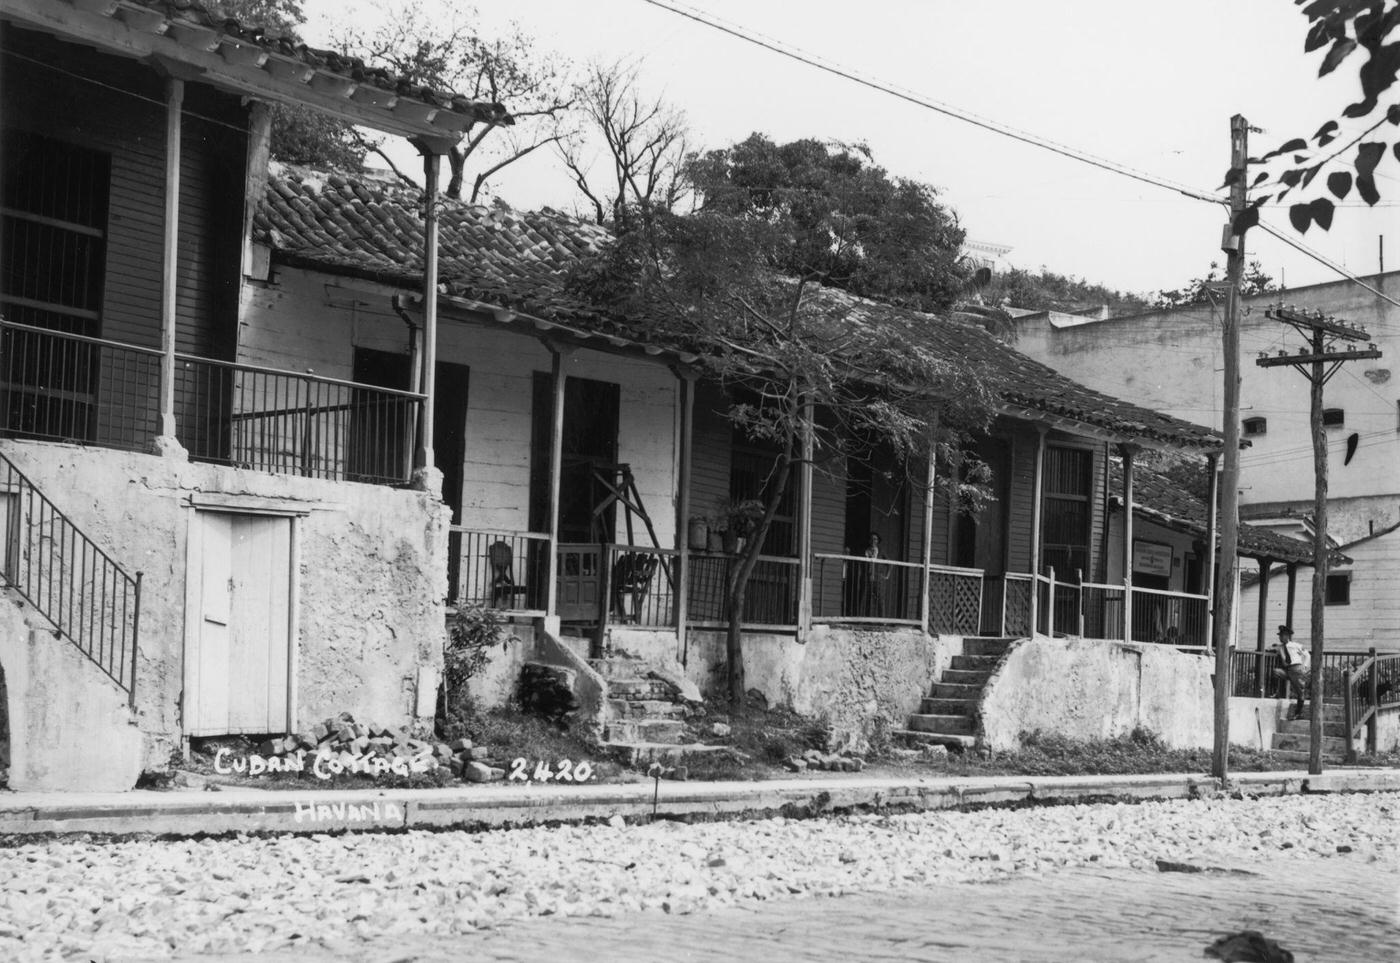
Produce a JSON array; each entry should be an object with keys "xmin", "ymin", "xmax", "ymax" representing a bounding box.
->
[
  {"xmin": 594, "ymin": 542, "xmax": 612, "ymax": 660},
  {"xmin": 1307, "ymin": 324, "xmax": 1329, "ymax": 775},
  {"xmin": 919, "ymin": 446, "xmax": 937, "ymax": 635},
  {"xmin": 544, "ymin": 348, "xmax": 568, "ymax": 618},
  {"xmin": 1203, "ymin": 453, "xmax": 1220, "ymax": 653},
  {"xmin": 1047, "ymin": 566, "xmax": 1057, "ymax": 638},
  {"xmin": 1367, "ymin": 646, "xmax": 1379, "ymax": 755},
  {"xmin": 796, "ymin": 398, "xmax": 814, "ymax": 639},
  {"xmin": 1121, "ymin": 445, "xmax": 1135, "ymax": 644},
  {"xmin": 674, "ymin": 371, "xmax": 695, "ymax": 665},
  {"xmin": 1285, "ymin": 563, "xmax": 1298, "ymax": 631},
  {"xmin": 1254, "ymin": 559, "xmax": 1272, "ymax": 697},
  {"xmin": 158, "ymin": 76, "xmax": 184, "ymax": 446},
  {"xmin": 414, "ymin": 149, "xmax": 442, "ymax": 478},
  {"xmin": 1077, "ymin": 568, "xmax": 1085, "ymax": 638},
  {"xmin": 1029, "ymin": 427, "xmax": 1046, "ymax": 633}
]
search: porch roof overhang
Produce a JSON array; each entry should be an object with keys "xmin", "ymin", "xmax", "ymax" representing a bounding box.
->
[
  {"xmin": 999, "ymin": 403, "xmax": 1223, "ymax": 453},
  {"xmin": 2, "ymin": 0, "xmax": 510, "ymax": 141}
]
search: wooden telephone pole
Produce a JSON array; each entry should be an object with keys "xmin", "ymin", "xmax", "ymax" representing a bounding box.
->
[
  {"xmin": 1257, "ymin": 307, "xmax": 1381, "ymax": 774},
  {"xmin": 1212, "ymin": 115, "xmax": 1249, "ymax": 782}
]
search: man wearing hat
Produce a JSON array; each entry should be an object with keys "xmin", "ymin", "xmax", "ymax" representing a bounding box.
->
[{"xmin": 1270, "ymin": 625, "xmax": 1311, "ymax": 720}]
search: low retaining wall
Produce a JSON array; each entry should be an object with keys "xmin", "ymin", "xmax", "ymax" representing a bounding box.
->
[{"xmin": 979, "ymin": 636, "xmax": 1214, "ymax": 752}]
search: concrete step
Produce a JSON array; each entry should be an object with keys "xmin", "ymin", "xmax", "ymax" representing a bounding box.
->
[
  {"xmin": 892, "ymin": 728, "xmax": 976, "ymax": 749},
  {"xmin": 607, "ymin": 699, "xmax": 686, "ymax": 720},
  {"xmin": 1269, "ymin": 748, "xmax": 1344, "ymax": 765},
  {"xmin": 941, "ymin": 668, "xmax": 994, "ymax": 686},
  {"xmin": 950, "ymin": 655, "xmax": 1000, "ymax": 672},
  {"xmin": 907, "ymin": 713, "xmax": 974, "ymax": 735},
  {"xmin": 588, "ymin": 658, "xmax": 652, "ymax": 680},
  {"xmin": 607, "ymin": 678, "xmax": 674, "ymax": 700},
  {"xmin": 604, "ymin": 718, "xmax": 689, "ymax": 744},
  {"xmin": 962, "ymin": 637, "xmax": 1015, "ymax": 657},
  {"xmin": 1276, "ymin": 707, "xmax": 1346, "ymax": 723},
  {"xmin": 1271, "ymin": 733, "xmax": 1349, "ymax": 754},
  {"xmin": 931, "ymin": 682, "xmax": 982, "ymax": 700},
  {"xmin": 603, "ymin": 742, "xmax": 735, "ymax": 767},
  {"xmin": 1275, "ymin": 718, "xmax": 1349, "ymax": 738},
  {"xmin": 920, "ymin": 697, "xmax": 976, "ymax": 716}
]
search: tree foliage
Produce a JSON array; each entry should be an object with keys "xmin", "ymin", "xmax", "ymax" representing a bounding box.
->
[
  {"xmin": 330, "ymin": 0, "xmax": 571, "ymax": 200},
  {"xmin": 1240, "ymin": 1, "xmax": 1400, "ymax": 233},
  {"xmin": 1152, "ymin": 260, "xmax": 1280, "ymax": 310},
  {"xmin": 569, "ymin": 137, "xmax": 996, "ymax": 708},
  {"xmin": 561, "ymin": 62, "xmax": 693, "ymax": 225},
  {"xmin": 973, "ymin": 267, "xmax": 1151, "ymax": 316}
]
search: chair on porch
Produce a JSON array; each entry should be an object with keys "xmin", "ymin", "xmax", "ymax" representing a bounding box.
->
[
  {"xmin": 487, "ymin": 540, "xmax": 529, "ymax": 609},
  {"xmin": 611, "ymin": 551, "xmax": 660, "ymax": 624}
]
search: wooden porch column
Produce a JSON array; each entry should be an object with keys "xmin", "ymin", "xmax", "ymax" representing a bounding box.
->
[
  {"xmin": 1254, "ymin": 557, "xmax": 1273, "ymax": 697},
  {"xmin": 413, "ymin": 148, "xmax": 443, "ymax": 484},
  {"xmin": 1029, "ymin": 427, "xmax": 1047, "ymax": 632},
  {"xmin": 919, "ymin": 440, "xmax": 938, "ymax": 635},
  {"xmin": 1120, "ymin": 444, "xmax": 1136, "ymax": 644},
  {"xmin": 544, "ymin": 347, "xmax": 569, "ymax": 618},
  {"xmin": 796, "ymin": 398, "xmax": 815, "ymax": 639},
  {"xmin": 1203, "ymin": 453, "xmax": 1220, "ymax": 653},
  {"xmin": 157, "ymin": 76, "xmax": 184, "ymax": 449},
  {"xmin": 674, "ymin": 370, "xmax": 696, "ymax": 664},
  {"xmin": 1285, "ymin": 562, "xmax": 1298, "ymax": 629}
]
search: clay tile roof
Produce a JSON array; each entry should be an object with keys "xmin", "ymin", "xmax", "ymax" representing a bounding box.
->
[
  {"xmin": 258, "ymin": 164, "xmax": 1224, "ymax": 452},
  {"xmin": 121, "ymin": 0, "xmax": 510, "ymax": 127}
]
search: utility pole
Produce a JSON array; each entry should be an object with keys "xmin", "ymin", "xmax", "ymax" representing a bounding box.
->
[
  {"xmin": 1257, "ymin": 307, "xmax": 1381, "ymax": 774},
  {"xmin": 1212, "ymin": 115, "xmax": 1249, "ymax": 782}
]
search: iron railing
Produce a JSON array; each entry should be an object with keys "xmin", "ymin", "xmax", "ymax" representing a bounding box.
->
[
  {"xmin": 0, "ymin": 450, "xmax": 140, "ymax": 704},
  {"xmin": 1343, "ymin": 651, "xmax": 1400, "ymax": 761},
  {"xmin": 687, "ymin": 552, "xmax": 799, "ymax": 627},
  {"xmin": 601, "ymin": 544, "xmax": 679, "ymax": 628},
  {"xmin": 0, "ymin": 319, "xmax": 161, "ymax": 452},
  {"xmin": 811, "ymin": 552, "xmax": 924, "ymax": 625},
  {"xmin": 175, "ymin": 355, "xmax": 423, "ymax": 485},
  {"xmin": 448, "ymin": 527, "xmax": 549, "ymax": 613}
]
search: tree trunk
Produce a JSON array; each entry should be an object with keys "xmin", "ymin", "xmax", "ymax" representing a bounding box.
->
[
  {"xmin": 1308, "ymin": 355, "xmax": 1328, "ymax": 775},
  {"xmin": 446, "ymin": 148, "xmax": 466, "ymax": 200},
  {"xmin": 726, "ymin": 580, "xmax": 747, "ymax": 710}
]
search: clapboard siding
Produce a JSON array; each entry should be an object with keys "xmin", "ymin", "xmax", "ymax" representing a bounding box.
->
[
  {"xmin": 3, "ymin": 30, "xmax": 245, "ymax": 357},
  {"xmin": 689, "ymin": 382, "xmax": 733, "ymax": 527},
  {"xmin": 1003, "ymin": 421, "xmax": 1038, "ymax": 573}
]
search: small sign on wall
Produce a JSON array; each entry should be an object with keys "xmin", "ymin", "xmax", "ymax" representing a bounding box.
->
[{"xmin": 1132, "ymin": 539, "xmax": 1173, "ymax": 578}]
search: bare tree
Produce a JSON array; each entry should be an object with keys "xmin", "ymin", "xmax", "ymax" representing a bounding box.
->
[
  {"xmin": 332, "ymin": 1, "xmax": 573, "ymax": 201},
  {"xmin": 561, "ymin": 62, "xmax": 693, "ymax": 225}
]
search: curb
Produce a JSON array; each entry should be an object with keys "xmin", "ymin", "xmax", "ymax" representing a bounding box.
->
[{"xmin": 2, "ymin": 769, "xmax": 1397, "ymax": 838}]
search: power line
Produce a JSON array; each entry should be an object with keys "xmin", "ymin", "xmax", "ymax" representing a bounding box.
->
[
  {"xmin": 1255, "ymin": 218, "xmax": 1400, "ymax": 312},
  {"xmin": 640, "ymin": 0, "xmax": 1224, "ymax": 205}
]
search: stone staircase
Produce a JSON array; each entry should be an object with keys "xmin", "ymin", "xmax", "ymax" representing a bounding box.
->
[
  {"xmin": 895, "ymin": 637, "xmax": 1017, "ymax": 750},
  {"xmin": 589, "ymin": 656, "xmax": 730, "ymax": 768},
  {"xmin": 1270, "ymin": 703, "xmax": 1349, "ymax": 764}
]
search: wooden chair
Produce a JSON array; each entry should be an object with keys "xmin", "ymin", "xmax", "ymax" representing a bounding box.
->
[
  {"xmin": 611, "ymin": 551, "xmax": 659, "ymax": 623},
  {"xmin": 487, "ymin": 540, "xmax": 529, "ymax": 609}
]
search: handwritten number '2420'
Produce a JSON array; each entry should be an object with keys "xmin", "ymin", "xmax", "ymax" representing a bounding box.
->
[{"xmin": 507, "ymin": 759, "xmax": 594, "ymax": 782}]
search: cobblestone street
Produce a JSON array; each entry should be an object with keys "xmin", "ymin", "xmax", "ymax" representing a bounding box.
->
[{"xmin": 2, "ymin": 791, "xmax": 1396, "ymax": 960}]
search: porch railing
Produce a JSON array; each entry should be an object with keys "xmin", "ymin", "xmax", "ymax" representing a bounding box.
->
[
  {"xmin": 928, "ymin": 563, "xmax": 983, "ymax": 635},
  {"xmin": 601, "ymin": 544, "xmax": 679, "ymax": 628},
  {"xmin": 448, "ymin": 527, "xmax": 549, "ymax": 613},
  {"xmin": 1343, "ymin": 650, "xmax": 1400, "ymax": 761},
  {"xmin": 812, "ymin": 552, "xmax": 923, "ymax": 626},
  {"xmin": 687, "ymin": 552, "xmax": 800, "ymax": 627},
  {"xmin": 0, "ymin": 319, "xmax": 162, "ymax": 452},
  {"xmin": 0, "ymin": 450, "xmax": 140, "ymax": 705},
  {"xmin": 1078, "ymin": 575, "xmax": 1209, "ymax": 648},
  {"xmin": 0, "ymin": 320, "xmax": 424, "ymax": 486},
  {"xmin": 993, "ymin": 573, "xmax": 1034, "ymax": 637}
]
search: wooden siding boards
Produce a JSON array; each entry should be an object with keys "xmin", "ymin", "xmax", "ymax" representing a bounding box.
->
[
  {"xmin": 688, "ymin": 381, "xmax": 733, "ymax": 528},
  {"xmin": 3, "ymin": 30, "xmax": 245, "ymax": 358}
]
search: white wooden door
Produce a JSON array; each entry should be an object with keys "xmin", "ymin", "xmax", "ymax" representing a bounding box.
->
[{"xmin": 186, "ymin": 512, "xmax": 293, "ymax": 736}]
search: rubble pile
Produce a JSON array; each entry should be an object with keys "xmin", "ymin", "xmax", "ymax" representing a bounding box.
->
[{"xmin": 783, "ymin": 749, "xmax": 866, "ymax": 773}]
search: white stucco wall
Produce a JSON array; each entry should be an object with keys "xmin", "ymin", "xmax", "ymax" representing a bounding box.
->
[
  {"xmin": 978, "ymin": 635, "xmax": 1213, "ymax": 751},
  {"xmin": 0, "ymin": 439, "xmax": 449, "ymax": 770},
  {"xmin": 240, "ymin": 266, "xmax": 681, "ymax": 549}
]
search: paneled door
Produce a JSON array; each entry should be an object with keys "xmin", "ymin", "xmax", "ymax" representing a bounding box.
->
[{"xmin": 184, "ymin": 511, "xmax": 294, "ymax": 736}]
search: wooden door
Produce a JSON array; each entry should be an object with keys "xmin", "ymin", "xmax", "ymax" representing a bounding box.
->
[{"xmin": 185, "ymin": 511, "xmax": 293, "ymax": 736}]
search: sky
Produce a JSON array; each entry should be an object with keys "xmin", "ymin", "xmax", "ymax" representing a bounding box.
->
[{"xmin": 300, "ymin": 0, "xmax": 1396, "ymax": 299}]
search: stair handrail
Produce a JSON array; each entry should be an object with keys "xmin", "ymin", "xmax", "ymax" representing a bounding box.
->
[
  {"xmin": 0, "ymin": 450, "xmax": 141, "ymax": 706},
  {"xmin": 1342, "ymin": 648, "xmax": 1378, "ymax": 763}
]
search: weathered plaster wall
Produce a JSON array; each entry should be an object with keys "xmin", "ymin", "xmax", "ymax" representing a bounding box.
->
[
  {"xmin": 1, "ymin": 440, "xmax": 448, "ymax": 770},
  {"xmin": 1228, "ymin": 697, "xmax": 1288, "ymax": 752},
  {"xmin": 461, "ymin": 620, "xmax": 536, "ymax": 709},
  {"xmin": 685, "ymin": 626, "xmax": 956, "ymax": 745},
  {"xmin": 0, "ymin": 604, "xmax": 143, "ymax": 791},
  {"xmin": 979, "ymin": 635, "xmax": 1213, "ymax": 752},
  {"xmin": 240, "ymin": 267, "xmax": 681, "ymax": 548}
]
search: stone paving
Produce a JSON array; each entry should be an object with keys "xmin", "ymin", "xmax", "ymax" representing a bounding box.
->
[{"xmin": 0, "ymin": 791, "xmax": 1396, "ymax": 960}]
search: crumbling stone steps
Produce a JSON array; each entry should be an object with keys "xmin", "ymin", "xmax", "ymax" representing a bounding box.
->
[
  {"xmin": 949, "ymin": 654, "xmax": 1000, "ymax": 672},
  {"xmin": 607, "ymin": 698, "xmax": 686, "ymax": 719},
  {"xmin": 963, "ymin": 637, "xmax": 1015, "ymax": 657},
  {"xmin": 920, "ymin": 697, "xmax": 975, "ymax": 715},
  {"xmin": 1272, "ymin": 732, "xmax": 1349, "ymax": 755},
  {"xmin": 941, "ymin": 668, "xmax": 994, "ymax": 686},
  {"xmin": 906, "ymin": 713, "xmax": 974, "ymax": 735},
  {"xmin": 930, "ymin": 682, "xmax": 981, "ymax": 701},
  {"xmin": 603, "ymin": 718, "xmax": 689, "ymax": 744},
  {"xmin": 1275, "ymin": 718, "xmax": 1349, "ymax": 739},
  {"xmin": 604, "ymin": 741, "xmax": 734, "ymax": 767},
  {"xmin": 889, "ymin": 728, "xmax": 976, "ymax": 749},
  {"xmin": 605, "ymin": 678, "xmax": 674, "ymax": 700}
]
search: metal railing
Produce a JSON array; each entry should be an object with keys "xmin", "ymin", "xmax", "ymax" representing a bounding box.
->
[
  {"xmin": 0, "ymin": 319, "xmax": 162, "ymax": 452},
  {"xmin": 0, "ymin": 450, "xmax": 140, "ymax": 705},
  {"xmin": 1076, "ymin": 576, "xmax": 1209, "ymax": 647},
  {"xmin": 176, "ymin": 355, "xmax": 423, "ymax": 485},
  {"xmin": 448, "ymin": 527, "xmax": 549, "ymax": 613},
  {"xmin": 687, "ymin": 552, "xmax": 800, "ymax": 627},
  {"xmin": 601, "ymin": 544, "xmax": 679, "ymax": 628},
  {"xmin": 812, "ymin": 552, "xmax": 923, "ymax": 625},
  {"xmin": 1343, "ymin": 651, "xmax": 1400, "ymax": 761}
]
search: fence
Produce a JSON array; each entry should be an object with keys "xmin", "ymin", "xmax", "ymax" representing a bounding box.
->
[
  {"xmin": 448, "ymin": 528, "xmax": 549, "ymax": 613},
  {"xmin": 602, "ymin": 544, "xmax": 679, "ymax": 628},
  {"xmin": 686, "ymin": 552, "xmax": 799, "ymax": 627},
  {"xmin": 812, "ymin": 552, "xmax": 923, "ymax": 625},
  {"xmin": 175, "ymin": 355, "xmax": 423, "ymax": 485},
  {"xmin": 0, "ymin": 450, "xmax": 141, "ymax": 704},
  {"xmin": 0, "ymin": 319, "xmax": 162, "ymax": 452},
  {"xmin": 1228, "ymin": 648, "xmax": 1400, "ymax": 702},
  {"xmin": 927, "ymin": 563, "xmax": 983, "ymax": 634},
  {"xmin": 1343, "ymin": 651, "xmax": 1400, "ymax": 760}
]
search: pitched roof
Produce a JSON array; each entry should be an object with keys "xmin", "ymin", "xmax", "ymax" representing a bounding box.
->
[
  {"xmin": 1109, "ymin": 460, "xmax": 1337, "ymax": 565},
  {"xmin": 256, "ymin": 165, "xmax": 1224, "ymax": 453}
]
